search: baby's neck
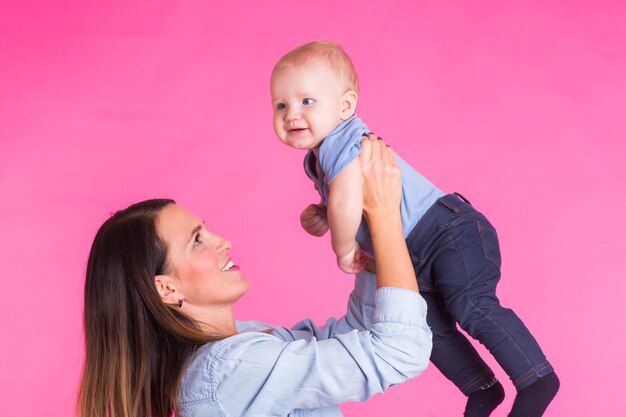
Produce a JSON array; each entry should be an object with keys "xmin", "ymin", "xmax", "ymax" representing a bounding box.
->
[{"xmin": 311, "ymin": 142, "xmax": 323, "ymax": 158}]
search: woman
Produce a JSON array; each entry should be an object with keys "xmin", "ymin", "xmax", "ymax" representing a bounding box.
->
[{"xmin": 78, "ymin": 136, "xmax": 432, "ymax": 417}]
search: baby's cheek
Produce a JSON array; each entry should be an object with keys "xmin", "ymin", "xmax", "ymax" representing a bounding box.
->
[{"xmin": 274, "ymin": 126, "xmax": 284, "ymax": 140}]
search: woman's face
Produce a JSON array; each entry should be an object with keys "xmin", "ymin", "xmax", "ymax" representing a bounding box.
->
[{"xmin": 156, "ymin": 204, "xmax": 248, "ymax": 308}]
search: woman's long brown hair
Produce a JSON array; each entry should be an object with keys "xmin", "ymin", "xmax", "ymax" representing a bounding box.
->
[{"xmin": 78, "ymin": 199, "xmax": 224, "ymax": 417}]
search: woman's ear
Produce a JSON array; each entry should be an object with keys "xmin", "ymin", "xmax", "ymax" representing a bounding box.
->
[
  {"xmin": 340, "ymin": 90, "xmax": 358, "ymax": 120},
  {"xmin": 154, "ymin": 274, "xmax": 181, "ymax": 305}
]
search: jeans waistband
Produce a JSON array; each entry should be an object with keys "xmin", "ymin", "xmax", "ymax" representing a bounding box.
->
[
  {"xmin": 436, "ymin": 192, "xmax": 472, "ymax": 214},
  {"xmin": 406, "ymin": 193, "xmax": 472, "ymax": 245}
]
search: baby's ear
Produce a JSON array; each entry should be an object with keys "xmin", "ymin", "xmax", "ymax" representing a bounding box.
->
[{"xmin": 340, "ymin": 90, "xmax": 358, "ymax": 120}]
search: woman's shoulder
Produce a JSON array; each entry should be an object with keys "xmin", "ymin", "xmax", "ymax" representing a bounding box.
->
[
  {"xmin": 178, "ymin": 324, "xmax": 292, "ymax": 415},
  {"xmin": 178, "ymin": 327, "xmax": 280, "ymax": 411},
  {"xmin": 185, "ymin": 324, "xmax": 279, "ymax": 376}
]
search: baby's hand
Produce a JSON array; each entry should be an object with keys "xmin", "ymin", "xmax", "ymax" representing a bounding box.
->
[
  {"xmin": 300, "ymin": 203, "xmax": 329, "ymax": 237},
  {"xmin": 337, "ymin": 242, "xmax": 368, "ymax": 274}
]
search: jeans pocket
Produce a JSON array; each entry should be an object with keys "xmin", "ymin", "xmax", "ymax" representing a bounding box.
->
[{"xmin": 477, "ymin": 221, "xmax": 502, "ymax": 268}]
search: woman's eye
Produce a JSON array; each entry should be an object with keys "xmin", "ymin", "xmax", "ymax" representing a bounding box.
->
[
  {"xmin": 302, "ymin": 98, "xmax": 315, "ymax": 105},
  {"xmin": 276, "ymin": 103, "xmax": 286, "ymax": 110}
]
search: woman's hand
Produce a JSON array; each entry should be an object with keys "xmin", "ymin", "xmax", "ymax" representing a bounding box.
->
[
  {"xmin": 359, "ymin": 134, "xmax": 402, "ymax": 223},
  {"xmin": 359, "ymin": 134, "xmax": 418, "ymax": 292}
]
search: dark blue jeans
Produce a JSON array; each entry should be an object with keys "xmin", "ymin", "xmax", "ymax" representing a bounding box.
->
[{"xmin": 406, "ymin": 193, "xmax": 554, "ymax": 394}]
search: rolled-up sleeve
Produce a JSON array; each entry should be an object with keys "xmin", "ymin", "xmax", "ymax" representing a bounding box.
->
[
  {"xmin": 271, "ymin": 271, "xmax": 379, "ymax": 342},
  {"xmin": 178, "ymin": 286, "xmax": 432, "ymax": 417}
]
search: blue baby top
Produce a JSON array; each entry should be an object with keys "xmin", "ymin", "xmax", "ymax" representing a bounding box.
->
[
  {"xmin": 176, "ymin": 271, "xmax": 432, "ymax": 417},
  {"xmin": 304, "ymin": 115, "xmax": 444, "ymax": 256}
]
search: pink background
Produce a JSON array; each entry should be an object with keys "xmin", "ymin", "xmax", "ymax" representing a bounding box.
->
[{"xmin": 1, "ymin": 1, "xmax": 625, "ymax": 416}]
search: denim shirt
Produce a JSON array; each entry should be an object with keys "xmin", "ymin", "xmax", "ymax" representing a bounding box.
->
[{"xmin": 177, "ymin": 271, "xmax": 432, "ymax": 417}]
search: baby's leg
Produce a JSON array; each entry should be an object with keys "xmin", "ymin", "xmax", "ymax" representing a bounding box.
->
[
  {"xmin": 433, "ymin": 211, "xmax": 558, "ymax": 416},
  {"xmin": 421, "ymin": 291, "xmax": 504, "ymax": 417}
]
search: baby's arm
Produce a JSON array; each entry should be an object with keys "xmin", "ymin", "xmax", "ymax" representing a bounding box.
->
[{"xmin": 328, "ymin": 157, "xmax": 366, "ymax": 273}]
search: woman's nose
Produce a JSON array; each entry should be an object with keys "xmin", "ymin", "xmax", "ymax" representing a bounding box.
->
[{"xmin": 216, "ymin": 236, "xmax": 232, "ymax": 253}]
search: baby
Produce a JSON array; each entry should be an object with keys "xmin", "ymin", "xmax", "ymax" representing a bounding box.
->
[{"xmin": 270, "ymin": 40, "xmax": 559, "ymax": 417}]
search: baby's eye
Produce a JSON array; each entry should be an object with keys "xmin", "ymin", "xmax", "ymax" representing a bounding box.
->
[
  {"xmin": 302, "ymin": 98, "xmax": 315, "ymax": 105},
  {"xmin": 276, "ymin": 103, "xmax": 286, "ymax": 110},
  {"xmin": 193, "ymin": 233, "xmax": 201, "ymax": 247}
]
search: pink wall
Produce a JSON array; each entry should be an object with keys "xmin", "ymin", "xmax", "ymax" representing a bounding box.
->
[{"xmin": 1, "ymin": 1, "xmax": 625, "ymax": 416}]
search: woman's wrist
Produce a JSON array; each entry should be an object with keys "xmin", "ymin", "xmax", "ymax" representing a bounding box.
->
[
  {"xmin": 366, "ymin": 212, "xmax": 403, "ymax": 236},
  {"xmin": 369, "ymin": 216, "xmax": 418, "ymax": 293}
]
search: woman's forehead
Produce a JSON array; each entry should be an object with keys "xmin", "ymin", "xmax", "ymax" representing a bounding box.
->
[{"xmin": 157, "ymin": 204, "xmax": 202, "ymax": 242}]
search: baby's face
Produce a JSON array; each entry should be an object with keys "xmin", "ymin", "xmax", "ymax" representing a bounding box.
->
[{"xmin": 271, "ymin": 62, "xmax": 347, "ymax": 151}]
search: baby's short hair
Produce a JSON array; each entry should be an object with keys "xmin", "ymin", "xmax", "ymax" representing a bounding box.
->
[{"xmin": 272, "ymin": 40, "xmax": 359, "ymax": 93}]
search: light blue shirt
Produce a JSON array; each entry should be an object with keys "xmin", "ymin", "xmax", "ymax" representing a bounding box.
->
[
  {"xmin": 177, "ymin": 271, "xmax": 432, "ymax": 417},
  {"xmin": 304, "ymin": 115, "xmax": 445, "ymax": 256}
]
